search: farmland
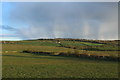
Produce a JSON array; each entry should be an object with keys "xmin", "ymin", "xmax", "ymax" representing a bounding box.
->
[{"xmin": 1, "ymin": 39, "xmax": 120, "ymax": 78}]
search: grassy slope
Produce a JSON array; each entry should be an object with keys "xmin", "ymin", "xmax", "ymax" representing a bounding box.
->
[
  {"xmin": 2, "ymin": 44, "xmax": 119, "ymax": 57},
  {"xmin": 60, "ymin": 41, "xmax": 119, "ymax": 51},
  {"xmin": 2, "ymin": 40, "xmax": 119, "ymax": 78},
  {"xmin": 3, "ymin": 52, "xmax": 118, "ymax": 78},
  {"xmin": 19, "ymin": 41, "xmax": 60, "ymax": 46},
  {"xmin": 61, "ymin": 41, "xmax": 103, "ymax": 46}
]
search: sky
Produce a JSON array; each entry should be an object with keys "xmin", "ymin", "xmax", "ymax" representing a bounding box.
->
[{"xmin": 0, "ymin": 2, "xmax": 118, "ymax": 40}]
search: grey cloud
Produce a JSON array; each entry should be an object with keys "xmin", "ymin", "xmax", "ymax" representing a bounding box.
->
[
  {"xmin": 0, "ymin": 25, "xmax": 29, "ymax": 39},
  {"xmin": 6, "ymin": 2, "xmax": 118, "ymax": 40},
  {"xmin": 1, "ymin": 25, "xmax": 17, "ymax": 31}
]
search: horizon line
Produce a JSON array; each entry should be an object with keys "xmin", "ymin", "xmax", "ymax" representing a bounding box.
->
[{"xmin": 0, "ymin": 38, "xmax": 119, "ymax": 41}]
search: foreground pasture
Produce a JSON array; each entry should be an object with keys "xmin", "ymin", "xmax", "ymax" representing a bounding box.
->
[{"xmin": 2, "ymin": 51, "xmax": 118, "ymax": 78}]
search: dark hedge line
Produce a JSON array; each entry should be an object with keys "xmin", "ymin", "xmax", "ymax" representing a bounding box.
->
[{"xmin": 22, "ymin": 50, "xmax": 120, "ymax": 61}]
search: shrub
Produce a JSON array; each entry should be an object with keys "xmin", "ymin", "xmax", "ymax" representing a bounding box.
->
[
  {"xmin": 50, "ymin": 52, "xmax": 60, "ymax": 55},
  {"xmin": 58, "ymin": 52, "xmax": 69, "ymax": 56},
  {"xmin": 74, "ymin": 49, "xmax": 80, "ymax": 57}
]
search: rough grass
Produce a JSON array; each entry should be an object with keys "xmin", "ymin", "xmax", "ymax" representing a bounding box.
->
[
  {"xmin": 2, "ymin": 40, "xmax": 119, "ymax": 78},
  {"xmin": 2, "ymin": 44, "xmax": 119, "ymax": 57},
  {"xmin": 18, "ymin": 41, "xmax": 60, "ymax": 46},
  {"xmin": 2, "ymin": 44, "xmax": 74, "ymax": 53},
  {"xmin": 61, "ymin": 41, "xmax": 103, "ymax": 46},
  {"xmin": 2, "ymin": 51, "xmax": 119, "ymax": 78}
]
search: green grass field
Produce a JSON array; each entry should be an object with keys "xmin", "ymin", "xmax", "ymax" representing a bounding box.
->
[
  {"xmin": 2, "ymin": 39, "xmax": 119, "ymax": 78},
  {"xmin": 61, "ymin": 41, "xmax": 103, "ymax": 46}
]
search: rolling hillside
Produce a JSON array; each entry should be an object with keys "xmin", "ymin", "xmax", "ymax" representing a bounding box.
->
[{"xmin": 2, "ymin": 38, "xmax": 120, "ymax": 78}]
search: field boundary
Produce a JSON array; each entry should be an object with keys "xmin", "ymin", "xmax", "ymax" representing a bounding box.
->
[{"xmin": 22, "ymin": 50, "xmax": 120, "ymax": 61}]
